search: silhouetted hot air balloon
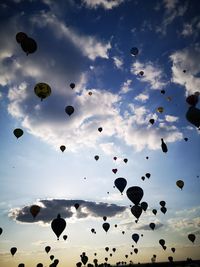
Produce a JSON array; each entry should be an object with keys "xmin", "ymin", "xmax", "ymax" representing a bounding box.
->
[
  {"xmin": 145, "ymin": 173, "xmax": 151, "ymax": 179},
  {"xmin": 70, "ymin": 83, "xmax": 75, "ymax": 89},
  {"xmin": 176, "ymin": 180, "xmax": 184, "ymax": 190},
  {"xmin": 161, "ymin": 90, "xmax": 165, "ymax": 94},
  {"xmin": 159, "ymin": 239, "xmax": 165, "ymax": 247},
  {"xmin": 16, "ymin": 32, "xmax": 28, "ymax": 43},
  {"xmin": 105, "ymin": 247, "xmax": 109, "ymax": 252},
  {"xmin": 114, "ymin": 177, "xmax": 127, "ymax": 194},
  {"xmin": 160, "ymin": 206, "xmax": 167, "ymax": 214},
  {"xmin": 103, "ymin": 216, "xmax": 107, "ymax": 221},
  {"xmin": 91, "ymin": 228, "xmax": 95, "ymax": 234},
  {"xmin": 149, "ymin": 223, "xmax": 155, "ymax": 230},
  {"xmin": 186, "ymin": 106, "xmax": 200, "ymax": 128},
  {"xmin": 188, "ymin": 234, "xmax": 195, "ymax": 243},
  {"xmin": 102, "ymin": 222, "xmax": 110, "ymax": 233},
  {"xmin": 132, "ymin": 233, "xmax": 139, "ymax": 243},
  {"xmin": 168, "ymin": 256, "xmax": 173, "ymax": 263},
  {"xmin": 21, "ymin": 36, "xmax": 37, "ymax": 55},
  {"xmin": 141, "ymin": 176, "xmax": 145, "ymax": 181},
  {"xmin": 0, "ymin": 227, "xmax": 2, "ymax": 235},
  {"xmin": 94, "ymin": 155, "xmax": 99, "ymax": 161},
  {"xmin": 152, "ymin": 209, "xmax": 157, "ymax": 215},
  {"xmin": 50, "ymin": 255, "xmax": 54, "ymax": 261},
  {"xmin": 81, "ymin": 253, "xmax": 88, "ymax": 265},
  {"xmin": 10, "ymin": 247, "xmax": 17, "ymax": 256},
  {"xmin": 171, "ymin": 247, "xmax": 176, "ymax": 253},
  {"xmin": 36, "ymin": 264, "xmax": 43, "ymax": 267},
  {"xmin": 130, "ymin": 47, "xmax": 139, "ymax": 56},
  {"xmin": 139, "ymin": 71, "xmax": 144, "ymax": 76},
  {"xmin": 149, "ymin": 119, "xmax": 155, "ymax": 125},
  {"xmin": 131, "ymin": 205, "xmax": 143, "ymax": 219},
  {"xmin": 63, "ymin": 235, "xmax": 68, "ymax": 240},
  {"xmin": 112, "ymin": 248, "xmax": 116, "ymax": 252},
  {"xmin": 51, "ymin": 214, "xmax": 66, "ymax": 240},
  {"xmin": 141, "ymin": 201, "xmax": 148, "ymax": 212},
  {"xmin": 13, "ymin": 128, "xmax": 23, "ymax": 139},
  {"xmin": 74, "ymin": 203, "xmax": 79, "ymax": 210},
  {"xmin": 186, "ymin": 94, "xmax": 198, "ymax": 106},
  {"xmin": 112, "ymin": 168, "xmax": 117, "ymax": 174},
  {"xmin": 159, "ymin": 201, "xmax": 166, "ymax": 207},
  {"xmin": 123, "ymin": 158, "xmax": 128, "ymax": 163},
  {"xmin": 161, "ymin": 138, "xmax": 168, "ymax": 153},
  {"xmin": 60, "ymin": 145, "xmax": 66, "ymax": 152},
  {"xmin": 45, "ymin": 246, "xmax": 51, "ymax": 254},
  {"xmin": 134, "ymin": 248, "xmax": 138, "ymax": 254},
  {"xmin": 65, "ymin": 105, "xmax": 74, "ymax": 116},
  {"xmin": 34, "ymin": 83, "xmax": 51, "ymax": 101},
  {"xmin": 18, "ymin": 264, "xmax": 25, "ymax": 267},
  {"xmin": 30, "ymin": 205, "xmax": 40, "ymax": 218},
  {"xmin": 126, "ymin": 186, "xmax": 144, "ymax": 205},
  {"xmin": 98, "ymin": 127, "xmax": 103, "ymax": 132}
]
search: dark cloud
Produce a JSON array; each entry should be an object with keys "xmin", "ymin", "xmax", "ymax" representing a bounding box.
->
[
  {"xmin": 121, "ymin": 221, "xmax": 164, "ymax": 231},
  {"xmin": 9, "ymin": 199, "xmax": 126, "ymax": 223}
]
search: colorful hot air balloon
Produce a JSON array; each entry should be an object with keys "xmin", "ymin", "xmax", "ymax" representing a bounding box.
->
[
  {"xmin": 176, "ymin": 180, "xmax": 184, "ymax": 190},
  {"xmin": 10, "ymin": 247, "xmax": 17, "ymax": 256},
  {"xmin": 132, "ymin": 233, "xmax": 139, "ymax": 243},
  {"xmin": 30, "ymin": 205, "xmax": 40, "ymax": 218},
  {"xmin": 65, "ymin": 105, "xmax": 74, "ymax": 116},
  {"xmin": 126, "ymin": 186, "xmax": 144, "ymax": 205},
  {"xmin": 13, "ymin": 128, "xmax": 23, "ymax": 139},
  {"xmin": 34, "ymin": 83, "xmax": 51, "ymax": 101},
  {"xmin": 157, "ymin": 107, "xmax": 164, "ymax": 113},
  {"xmin": 45, "ymin": 246, "xmax": 51, "ymax": 254},
  {"xmin": 188, "ymin": 234, "xmax": 195, "ymax": 243},
  {"xmin": 114, "ymin": 177, "xmax": 127, "ymax": 194},
  {"xmin": 60, "ymin": 145, "xmax": 66, "ymax": 152},
  {"xmin": 102, "ymin": 222, "xmax": 110, "ymax": 233},
  {"xmin": 51, "ymin": 214, "xmax": 66, "ymax": 240}
]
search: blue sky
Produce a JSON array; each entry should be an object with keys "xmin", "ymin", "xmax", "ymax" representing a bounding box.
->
[{"xmin": 0, "ymin": 0, "xmax": 200, "ymax": 266}]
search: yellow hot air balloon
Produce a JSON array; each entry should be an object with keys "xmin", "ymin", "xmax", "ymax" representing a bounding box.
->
[
  {"xmin": 157, "ymin": 107, "xmax": 164, "ymax": 113},
  {"xmin": 176, "ymin": 180, "xmax": 184, "ymax": 190},
  {"xmin": 34, "ymin": 83, "xmax": 51, "ymax": 101}
]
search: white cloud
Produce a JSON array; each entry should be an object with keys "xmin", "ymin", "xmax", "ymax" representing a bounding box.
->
[
  {"xmin": 82, "ymin": 0, "xmax": 124, "ymax": 10},
  {"xmin": 165, "ymin": 115, "xmax": 179, "ymax": 122},
  {"xmin": 99, "ymin": 142, "xmax": 121, "ymax": 156},
  {"xmin": 170, "ymin": 45, "xmax": 200, "ymax": 95},
  {"xmin": 112, "ymin": 56, "xmax": 123, "ymax": 70},
  {"xmin": 31, "ymin": 12, "xmax": 111, "ymax": 60},
  {"xmin": 119, "ymin": 79, "xmax": 132, "ymax": 94},
  {"xmin": 131, "ymin": 61, "xmax": 166, "ymax": 89},
  {"xmin": 134, "ymin": 93, "xmax": 149, "ymax": 102},
  {"xmin": 181, "ymin": 23, "xmax": 193, "ymax": 37}
]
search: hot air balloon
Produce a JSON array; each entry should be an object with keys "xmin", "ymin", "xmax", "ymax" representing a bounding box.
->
[
  {"xmin": 159, "ymin": 239, "xmax": 165, "ymax": 247},
  {"xmin": 161, "ymin": 138, "xmax": 168, "ymax": 153},
  {"xmin": 159, "ymin": 201, "xmax": 166, "ymax": 207},
  {"xmin": 149, "ymin": 119, "xmax": 155, "ymax": 125},
  {"xmin": 176, "ymin": 180, "xmax": 184, "ymax": 190},
  {"xmin": 112, "ymin": 168, "xmax": 117, "ymax": 174},
  {"xmin": 126, "ymin": 186, "xmax": 144, "ymax": 205},
  {"xmin": 34, "ymin": 83, "xmax": 51, "ymax": 101},
  {"xmin": 130, "ymin": 47, "xmax": 139, "ymax": 56},
  {"xmin": 21, "ymin": 37, "xmax": 37, "ymax": 55},
  {"xmin": 139, "ymin": 71, "xmax": 144, "ymax": 76},
  {"xmin": 145, "ymin": 173, "xmax": 151, "ymax": 179},
  {"xmin": 134, "ymin": 248, "xmax": 138, "ymax": 254},
  {"xmin": 188, "ymin": 234, "xmax": 195, "ymax": 243},
  {"xmin": 88, "ymin": 91, "xmax": 92, "ymax": 96},
  {"xmin": 98, "ymin": 127, "xmax": 102, "ymax": 132},
  {"xmin": 36, "ymin": 264, "xmax": 43, "ymax": 267},
  {"xmin": 152, "ymin": 209, "xmax": 157, "ymax": 215},
  {"xmin": 45, "ymin": 246, "xmax": 51, "ymax": 254},
  {"xmin": 81, "ymin": 253, "xmax": 88, "ymax": 265},
  {"xmin": 0, "ymin": 227, "xmax": 2, "ymax": 235},
  {"xmin": 132, "ymin": 233, "xmax": 139, "ymax": 243},
  {"xmin": 50, "ymin": 255, "xmax": 54, "ymax": 261},
  {"xmin": 63, "ymin": 235, "xmax": 68, "ymax": 240},
  {"xmin": 122, "ymin": 231, "xmax": 125, "ymax": 235},
  {"xmin": 16, "ymin": 32, "xmax": 28, "ymax": 43},
  {"xmin": 10, "ymin": 247, "xmax": 17, "ymax": 256},
  {"xmin": 60, "ymin": 145, "xmax": 66, "ymax": 152},
  {"xmin": 140, "ymin": 201, "xmax": 148, "ymax": 212},
  {"xmin": 13, "ymin": 128, "xmax": 23, "ymax": 139},
  {"xmin": 91, "ymin": 228, "xmax": 95, "ymax": 234},
  {"xmin": 171, "ymin": 247, "xmax": 175, "ymax": 253},
  {"xmin": 113, "ymin": 156, "xmax": 117, "ymax": 160},
  {"xmin": 131, "ymin": 205, "xmax": 143, "ymax": 219},
  {"xmin": 65, "ymin": 105, "xmax": 74, "ymax": 116},
  {"xmin": 30, "ymin": 205, "xmax": 40, "ymax": 218},
  {"xmin": 18, "ymin": 264, "xmax": 25, "ymax": 267},
  {"xmin": 105, "ymin": 247, "xmax": 109, "ymax": 252},
  {"xmin": 186, "ymin": 106, "xmax": 200, "ymax": 128},
  {"xmin": 103, "ymin": 216, "xmax": 107, "ymax": 221},
  {"xmin": 161, "ymin": 90, "xmax": 165, "ymax": 94},
  {"xmin": 114, "ymin": 177, "xmax": 127, "ymax": 194},
  {"xmin": 102, "ymin": 222, "xmax": 110, "ymax": 233},
  {"xmin": 157, "ymin": 107, "xmax": 164, "ymax": 113},
  {"xmin": 113, "ymin": 248, "xmax": 116, "ymax": 252},
  {"xmin": 123, "ymin": 158, "xmax": 128, "ymax": 163},
  {"xmin": 110, "ymin": 253, "xmax": 112, "ymax": 257},
  {"xmin": 141, "ymin": 176, "xmax": 145, "ymax": 181},
  {"xmin": 160, "ymin": 206, "xmax": 167, "ymax": 214},
  {"xmin": 70, "ymin": 83, "xmax": 75, "ymax": 89},
  {"xmin": 51, "ymin": 214, "xmax": 66, "ymax": 240},
  {"xmin": 149, "ymin": 223, "xmax": 155, "ymax": 230},
  {"xmin": 186, "ymin": 94, "xmax": 198, "ymax": 106},
  {"xmin": 76, "ymin": 262, "xmax": 82, "ymax": 267},
  {"xmin": 74, "ymin": 203, "xmax": 79, "ymax": 210},
  {"xmin": 94, "ymin": 155, "xmax": 99, "ymax": 161},
  {"xmin": 184, "ymin": 137, "xmax": 188, "ymax": 141}
]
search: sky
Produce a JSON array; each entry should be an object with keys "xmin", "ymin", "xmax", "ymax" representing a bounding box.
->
[{"xmin": 0, "ymin": 0, "xmax": 200, "ymax": 266}]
